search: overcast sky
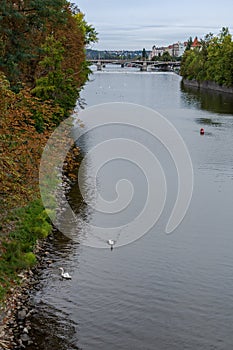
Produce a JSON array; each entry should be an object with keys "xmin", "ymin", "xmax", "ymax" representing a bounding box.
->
[{"xmin": 74, "ymin": 0, "xmax": 233, "ymax": 50}]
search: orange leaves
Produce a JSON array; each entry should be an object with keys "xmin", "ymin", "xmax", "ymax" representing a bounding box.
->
[
  {"xmin": 0, "ymin": 74, "xmax": 62, "ymax": 214},
  {"xmin": 0, "ymin": 4, "xmax": 96, "ymax": 218},
  {"xmin": 63, "ymin": 145, "xmax": 80, "ymax": 182}
]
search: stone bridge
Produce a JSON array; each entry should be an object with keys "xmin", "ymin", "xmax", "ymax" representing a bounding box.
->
[{"xmin": 88, "ymin": 59, "xmax": 181, "ymax": 72}]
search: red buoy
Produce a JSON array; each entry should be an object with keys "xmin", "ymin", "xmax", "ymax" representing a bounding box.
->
[{"xmin": 200, "ymin": 128, "xmax": 205, "ymax": 135}]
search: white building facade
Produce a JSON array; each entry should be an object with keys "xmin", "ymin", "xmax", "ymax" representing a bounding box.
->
[{"xmin": 149, "ymin": 41, "xmax": 187, "ymax": 60}]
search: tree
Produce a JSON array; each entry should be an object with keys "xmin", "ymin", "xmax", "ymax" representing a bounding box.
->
[
  {"xmin": 162, "ymin": 51, "xmax": 172, "ymax": 62},
  {"xmin": 74, "ymin": 12, "xmax": 98, "ymax": 46},
  {"xmin": 0, "ymin": 1, "xmax": 98, "ymax": 207},
  {"xmin": 0, "ymin": 0, "xmax": 98, "ymax": 302},
  {"xmin": 180, "ymin": 28, "xmax": 233, "ymax": 87},
  {"xmin": 1, "ymin": 1, "xmax": 98, "ymax": 117},
  {"xmin": 185, "ymin": 37, "xmax": 193, "ymax": 51},
  {"xmin": 32, "ymin": 35, "xmax": 78, "ymax": 119},
  {"xmin": 219, "ymin": 27, "xmax": 230, "ymax": 42},
  {"xmin": 31, "ymin": 6, "xmax": 98, "ymax": 117},
  {"xmin": 0, "ymin": 0, "xmax": 67, "ymax": 89},
  {"xmin": 206, "ymin": 32, "xmax": 233, "ymax": 86},
  {"xmin": 142, "ymin": 48, "xmax": 147, "ymax": 60}
]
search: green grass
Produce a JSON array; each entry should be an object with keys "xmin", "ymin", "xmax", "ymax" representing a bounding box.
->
[{"xmin": 0, "ymin": 199, "xmax": 52, "ymax": 302}]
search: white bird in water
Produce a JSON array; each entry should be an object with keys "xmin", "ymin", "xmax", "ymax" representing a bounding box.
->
[
  {"xmin": 59, "ymin": 267, "xmax": 72, "ymax": 279},
  {"xmin": 107, "ymin": 239, "xmax": 116, "ymax": 250}
]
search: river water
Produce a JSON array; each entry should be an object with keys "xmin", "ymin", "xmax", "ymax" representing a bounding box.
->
[{"xmin": 27, "ymin": 66, "xmax": 233, "ymax": 350}]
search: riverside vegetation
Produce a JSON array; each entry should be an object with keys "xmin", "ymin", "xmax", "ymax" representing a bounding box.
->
[
  {"xmin": 0, "ymin": 0, "xmax": 97, "ymax": 302},
  {"xmin": 180, "ymin": 27, "xmax": 233, "ymax": 88}
]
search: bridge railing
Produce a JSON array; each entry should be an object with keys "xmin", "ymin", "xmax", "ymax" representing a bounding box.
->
[{"xmin": 88, "ymin": 59, "xmax": 181, "ymax": 66}]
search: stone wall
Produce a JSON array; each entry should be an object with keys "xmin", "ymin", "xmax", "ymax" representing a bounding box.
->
[{"xmin": 182, "ymin": 79, "xmax": 233, "ymax": 94}]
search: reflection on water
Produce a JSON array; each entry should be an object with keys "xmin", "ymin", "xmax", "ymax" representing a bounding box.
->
[
  {"xmin": 180, "ymin": 81, "xmax": 233, "ymax": 115},
  {"xmin": 27, "ymin": 303, "xmax": 80, "ymax": 350},
  {"xmin": 26, "ymin": 232, "xmax": 80, "ymax": 350},
  {"xmin": 195, "ymin": 118, "xmax": 222, "ymax": 126}
]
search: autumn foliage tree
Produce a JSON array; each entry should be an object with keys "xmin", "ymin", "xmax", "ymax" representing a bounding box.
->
[
  {"xmin": 0, "ymin": 73, "xmax": 60, "ymax": 210},
  {"xmin": 31, "ymin": 7, "xmax": 91, "ymax": 117},
  {"xmin": 0, "ymin": 1, "xmax": 97, "ymax": 213}
]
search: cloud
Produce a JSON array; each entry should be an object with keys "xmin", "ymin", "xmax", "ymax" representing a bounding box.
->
[
  {"xmin": 76, "ymin": 0, "xmax": 233, "ymax": 50},
  {"xmin": 93, "ymin": 23, "xmax": 233, "ymax": 50}
]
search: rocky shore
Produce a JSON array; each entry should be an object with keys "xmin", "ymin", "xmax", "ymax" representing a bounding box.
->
[
  {"xmin": 0, "ymin": 156, "xmax": 76, "ymax": 349},
  {"xmin": 0, "ymin": 236, "xmax": 55, "ymax": 349}
]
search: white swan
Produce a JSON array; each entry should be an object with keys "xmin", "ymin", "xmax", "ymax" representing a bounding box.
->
[
  {"xmin": 59, "ymin": 267, "xmax": 72, "ymax": 279},
  {"xmin": 107, "ymin": 239, "xmax": 116, "ymax": 249}
]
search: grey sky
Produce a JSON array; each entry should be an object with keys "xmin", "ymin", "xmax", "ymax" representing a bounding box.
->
[{"xmin": 74, "ymin": 0, "xmax": 233, "ymax": 50}]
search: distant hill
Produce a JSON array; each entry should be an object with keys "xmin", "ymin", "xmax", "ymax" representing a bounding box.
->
[{"xmin": 86, "ymin": 49, "xmax": 149, "ymax": 60}]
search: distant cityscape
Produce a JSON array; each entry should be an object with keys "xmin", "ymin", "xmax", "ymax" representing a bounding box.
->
[
  {"xmin": 86, "ymin": 37, "xmax": 200, "ymax": 61},
  {"xmin": 86, "ymin": 49, "xmax": 144, "ymax": 60},
  {"xmin": 150, "ymin": 37, "xmax": 200, "ymax": 59}
]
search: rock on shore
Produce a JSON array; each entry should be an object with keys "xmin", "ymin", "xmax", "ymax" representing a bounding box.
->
[{"xmin": 0, "ymin": 237, "xmax": 54, "ymax": 349}]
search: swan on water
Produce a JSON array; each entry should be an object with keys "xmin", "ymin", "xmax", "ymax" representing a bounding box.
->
[
  {"xmin": 59, "ymin": 267, "xmax": 72, "ymax": 279},
  {"xmin": 107, "ymin": 239, "xmax": 116, "ymax": 249}
]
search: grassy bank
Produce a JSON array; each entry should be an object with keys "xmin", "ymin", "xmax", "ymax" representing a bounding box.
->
[{"xmin": 0, "ymin": 200, "xmax": 52, "ymax": 301}]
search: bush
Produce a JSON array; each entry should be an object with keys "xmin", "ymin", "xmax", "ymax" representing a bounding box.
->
[
  {"xmin": 0, "ymin": 200, "xmax": 52, "ymax": 301},
  {"xmin": 23, "ymin": 252, "xmax": 37, "ymax": 267}
]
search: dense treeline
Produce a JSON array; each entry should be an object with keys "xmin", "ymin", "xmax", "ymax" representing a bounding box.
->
[
  {"xmin": 0, "ymin": 0, "xmax": 97, "ymax": 209},
  {"xmin": 180, "ymin": 27, "xmax": 233, "ymax": 87},
  {"xmin": 0, "ymin": 1, "xmax": 97, "ymax": 300},
  {"xmin": 0, "ymin": 0, "xmax": 97, "ymax": 108}
]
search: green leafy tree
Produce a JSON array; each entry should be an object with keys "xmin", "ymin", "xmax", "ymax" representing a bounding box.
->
[
  {"xmin": 206, "ymin": 33, "xmax": 233, "ymax": 86},
  {"xmin": 185, "ymin": 37, "xmax": 193, "ymax": 51},
  {"xmin": 31, "ymin": 36, "xmax": 77, "ymax": 118},
  {"xmin": 31, "ymin": 6, "xmax": 98, "ymax": 117},
  {"xmin": 142, "ymin": 48, "xmax": 147, "ymax": 60},
  {"xmin": 74, "ymin": 12, "xmax": 98, "ymax": 46},
  {"xmin": 219, "ymin": 27, "xmax": 230, "ymax": 42},
  {"xmin": 181, "ymin": 28, "xmax": 233, "ymax": 87},
  {"xmin": 162, "ymin": 51, "xmax": 172, "ymax": 62},
  {"xmin": 151, "ymin": 55, "xmax": 159, "ymax": 61},
  {"xmin": 0, "ymin": 0, "xmax": 67, "ymax": 89}
]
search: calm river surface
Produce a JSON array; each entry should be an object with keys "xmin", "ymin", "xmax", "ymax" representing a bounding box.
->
[{"xmin": 28, "ymin": 66, "xmax": 233, "ymax": 350}]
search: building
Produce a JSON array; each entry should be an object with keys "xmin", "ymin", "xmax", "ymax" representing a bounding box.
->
[
  {"xmin": 177, "ymin": 41, "xmax": 186, "ymax": 56},
  {"xmin": 191, "ymin": 37, "xmax": 201, "ymax": 49},
  {"xmin": 166, "ymin": 44, "xmax": 174, "ymax": 56},
  {"xmin": 149, "ymin": 41, "xmax": 187, "ymax": 60},
  {"xmin": 165, "ymin": 42, "xmax": 187, "ymax": 57},
  {"xmin": 149, "ymin": 45, "xmax": 167, "ymax": 60}
]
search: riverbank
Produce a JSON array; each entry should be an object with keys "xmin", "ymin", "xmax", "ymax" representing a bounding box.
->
[
  {"xmin": 0, "ymin": 200, "xmax": 52, "ymax": 301},
  {"xmin": 0, "ymin": 199, "xmax": 53, "ymax": 349},
  {"xmin": 182, "ymin": 79, "xmax": 233, "ymax": 94},
  {"xmin": 0, "ymin": 157, "xmax": 77, "ymax": 349},
  {"xmin": 0, "ymin": 233, "xmax": 57, "ymax": 349},
  {"xmin": 1, "ymin": 3, "xmax": 96, "ymax": 347}
]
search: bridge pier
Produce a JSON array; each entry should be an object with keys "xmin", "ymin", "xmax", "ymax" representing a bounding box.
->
[
  {"xmin": 97, "ymin": 61, "xmax": 102, "ymax": 71},
  {"xmin": 141, "ymin": 61, "xmax": 147, "ymax": 72}
]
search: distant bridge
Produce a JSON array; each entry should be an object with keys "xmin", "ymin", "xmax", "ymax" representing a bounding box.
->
[{"xmin": 88, "ymin": 59, "xmax": 181, "ymax": 72}]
